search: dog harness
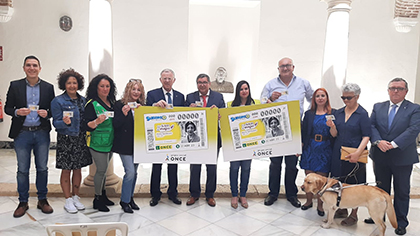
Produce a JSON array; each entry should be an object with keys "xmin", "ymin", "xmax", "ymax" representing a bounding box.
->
[
  {"xmin": 317, "ymin": 178, "xmax": 377, "ymax": 207},
  {"xmin": 317, "ymin": 179, "xmax": 343, "ymax": 207}
]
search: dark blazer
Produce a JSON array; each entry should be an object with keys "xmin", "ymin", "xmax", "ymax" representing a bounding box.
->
[
  {"xmin": 112, "ymin": 100, "xmax": 135, "ymax": 155},
  {"xmin": 301, "ymin": 109, "xmax": 336, "ymax": 148},
  {"xmin": 184, "ymin": 89, "xmax": 225, "ymax": 109},
  {"xmin": 146, "ymin": 88, "xmax": 185, "ymax": 106},
  {"xmin": 185, "ymin": 89, "xmax": 225, "ymax": 148},
  {"xmin": 5, "ymin": 78, "xmax": 55, "ymax": 139},
  {"xmin": 370, "ymin": 99, "xmax": 420, "ymax": 166}
]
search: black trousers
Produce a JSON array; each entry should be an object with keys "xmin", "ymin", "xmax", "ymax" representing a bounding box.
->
[
  {"xmin": 268, "ymin": 155, "xmax": 298, "ymax": 199},
  {"xmin": 150, "ymin": 163, "xmax": 178, "ymax": 199}
]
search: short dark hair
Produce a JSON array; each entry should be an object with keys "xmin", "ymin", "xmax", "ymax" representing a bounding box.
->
[
  {"xmin": 24, "ymin": 55, "xmax": 40, "ymax": 67},
  {"xmin": 86, "ymin": 74, "xmax": 117, "ymax": 104},
  {"xmin": 57, "ymin": 68, "xmax": 85, "ymax": 91},
  {"xmin": 389, "ymin": 77, "xmax": 408, "ymax": 89},
  {"xmin": 185, "ymin": 121, "xmax": 197, "ymax": 131},
  {"xmin": 196, "ymin": 73, "xmax": 210, "ymax": 83}
]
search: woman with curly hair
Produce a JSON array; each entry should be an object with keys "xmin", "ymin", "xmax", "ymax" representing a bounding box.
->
[
  {"xmin": 112, "ymin": 79, "xmax": 145, "ymax": 213},
  {"xmin": 83, "ymin": 74, "xmax": 117, "ymax": 212},
  {"xmin": 51, "ymin": 68, "xmax": 92, "ymax": 213}
]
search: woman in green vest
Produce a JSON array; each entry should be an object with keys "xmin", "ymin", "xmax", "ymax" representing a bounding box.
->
[{"xmin": 83, "ymin": 74, "xmax": 117, "ymax": 212}]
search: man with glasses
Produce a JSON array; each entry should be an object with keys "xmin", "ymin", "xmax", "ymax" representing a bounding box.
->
[
  {"xmin": 146, "ymin": 68, "xmax": 185, "ymax": 206},
  {"xmin": 5, "ymin": 55, "xmax": 55, "ymax": 217},
  {"xmin": 366, "ymin": 78, "xmax": 420, "ymax": 235},
  {"xmin": 260, "ymin": 57, "xmax": 313, "ymax": 208},
  {"xmin": 185, "ymin": 73, "xmax": 225, "ymax": 207}
]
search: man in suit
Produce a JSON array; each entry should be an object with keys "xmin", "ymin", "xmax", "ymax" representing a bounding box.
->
[
  {"xmin": 5, "ymin": 55, "xmax": 55, "ymax": 218},
  {"xmin": 260, "ymin": 57, "xmax": 313, "ymax": 208},
  {"xmin": 185, "ymin": 73, "xmax": 225, "ymax": 207},
  {"xmin": 146, "ymin": 68, "xmax": 184, "ymax": 206},
  {"xmin": 367, "ymin": 78, "xmax": 420, "ymax": 235}
]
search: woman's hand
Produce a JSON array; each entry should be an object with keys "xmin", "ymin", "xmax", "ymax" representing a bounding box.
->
[
  {"xmin": 122, "ymin": 105, "xmax": 130, "ymax": 116},
  {"xmin": 63, "ymin": 116, "xmax": 71, "ymax": 125},
  {"xmin": 346, "ymin": 152, "xmax": 360, "ymax": 163}
]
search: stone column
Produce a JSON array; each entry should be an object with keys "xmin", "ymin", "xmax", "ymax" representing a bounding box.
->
[
  {"xmin": 320, "ymin": 0, "xmax": 352, "ymax": 108},
  {"xmin": 83, "ymin": 0, "xmax": 121, "ymax": 192}
]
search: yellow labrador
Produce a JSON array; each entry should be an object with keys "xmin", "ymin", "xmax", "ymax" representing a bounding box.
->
[{"xmin": 301, "ymin": 173, "xmax": 397, "ymax": 236}]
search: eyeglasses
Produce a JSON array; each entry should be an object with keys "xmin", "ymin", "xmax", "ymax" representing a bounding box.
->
[
  {"xmin": 129, "ymin": 78, "xmax": 142, "ymax": 83},
  {"xmin": 197, "ymin": 81, "xmax": 209, "ymax": 85},
  {"xmin": 278, "ymin": 64, "xmax": 293, "ymax": 69},
  {"xmin": 341, "ymin": 96, "xmax": 355, "ymax": 101},
  {"xmin": 388, "ymin": 87, "xmax": 406, "ymax": 92}
]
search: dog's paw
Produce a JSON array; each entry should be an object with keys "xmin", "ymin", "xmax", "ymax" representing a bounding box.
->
[{"xmin": 321, "ymin": 223, "xmax": 331, "ymax": 229}]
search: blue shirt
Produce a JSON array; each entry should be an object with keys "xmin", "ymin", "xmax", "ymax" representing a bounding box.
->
[
  {"xmin": 260, "ymin": 75, "xmax": 313, "ymax": 117},
  {"xmin": 23, "ymin": 79, "xmax": 41, "ymax": 127}
]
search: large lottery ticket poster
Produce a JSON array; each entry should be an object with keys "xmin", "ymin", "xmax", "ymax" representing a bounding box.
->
[
  {"xmin": 134, "ymin": 106, "xmax": 219, "ymax": 164},
  {"xmin": 219, "ymin": 100, "xmax": 302, "ymax": 162}
]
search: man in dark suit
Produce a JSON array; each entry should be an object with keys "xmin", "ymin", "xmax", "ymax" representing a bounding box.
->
[
  {"xmin": 146, "ymin": 68, "xmax": 184, "ymax": 206},
  {"xmin": 185, "ymin": 73, "xmax": 225, "ymax": 207},
  {"xmin": 367, "ymin": 78, "xmax": 420, "ymax": 235},
  {"xmin": 5, "ymin": 55, "xmax": 55, "ymax": 218}
]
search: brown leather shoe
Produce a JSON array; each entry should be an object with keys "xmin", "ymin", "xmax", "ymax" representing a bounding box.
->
[
  {"xmin": 186, "ymin": 197, "xmax": 199, "ymax": 206},
  {"xmin": 206, "ymin": 198, "xmax": 216, "ymax": 207},
  {"xmin": 13, "ymin": 202, "xmax": 28, "ymax": 218},
  {"xmin": 37, "ymin": 199, "xmax": 53, "ymax": 214}
]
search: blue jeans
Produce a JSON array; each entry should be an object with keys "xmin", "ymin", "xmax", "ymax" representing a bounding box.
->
[
  {"xmin": 119, "ymin": 154, "xmax": 138, "ymax": 203},
  {"xmin": 14, "ymin": 130, "xmax": 50, "ymax": 202},
  {"xmin": 229, "ymin": 160, "xmax": 252, "ymax": 197}
]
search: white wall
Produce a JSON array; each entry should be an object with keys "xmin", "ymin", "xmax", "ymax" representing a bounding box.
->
[
  {"xmin": 112, "ymin": 0, "xmax": 189, "ymax": 98},
  {"xmin": 255, "ymin": 0, "xmax": 327, "ymax": 104},
  {"xmin": 347, "ymin": 0, "xmax": 420, "ymax": 113},
  {"xmin": 0, "ymin": 0, "xmax": 89, "ymax": 141}
]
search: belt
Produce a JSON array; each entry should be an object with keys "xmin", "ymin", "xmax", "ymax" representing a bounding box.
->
[
  {"xmin": 311, "ymin": 134, "xmax": 329, "ymax": 142},
  {"xmin": 21, "ymin": 126, "xmax": 43, "ymax": 132}
]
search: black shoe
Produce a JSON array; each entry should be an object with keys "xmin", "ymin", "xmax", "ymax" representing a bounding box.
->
[
  {"xmin": 287, "ymin": 197, "xmax": 301, "ymax": 208},
  {"xmin": 395, "ymin": 227, "xmax": 406, "ymax": 235},
  {"xmin": 169, "ymin": 196, "xmax": 182, "ymax": 205},
  {"xmin": 149, "ymin": 197, "xmax": 159, "ymax": 206},
  {"xmin": 264, "ymin": 195, "xmax": 277, "ymax": 206},
  {"xmin": 93, "ymin": 195, "xmax": 110, "ymax": 212},
  {"xmin": 101, "ymin": 190, "xmax": 115, "ymax": 206},
  {"xmin": 364, "ymin": 216, "xmax": 385, "ymax": 224},
  {"xmin": 129, "ymin": 197, "xmax": 140, "ymax": 210},
  {"xmin": 300, "ymin": 203, "xmax": 313, "ymax": 210},
  {"xmin": 317, "ymin": 209, "xmax": 325, "ymax": 216},
  {"xmin": 120, "ymin": 201, "xmax": 133, "ymax": 213}
]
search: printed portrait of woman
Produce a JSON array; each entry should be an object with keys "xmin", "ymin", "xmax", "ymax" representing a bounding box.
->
[
  {"xmin": 266, "ymin": 116, "xmax": 284, "ymax": 138},
  {"xmin": 181, "ymin": 121, "xmax": 200, "ymax": 143}
]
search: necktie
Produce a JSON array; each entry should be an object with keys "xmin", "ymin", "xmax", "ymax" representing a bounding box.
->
[
  {"xmin": 166, "ymin": 92, "xmax": 172, "ymax": 104},
  {"xmin": 388, "ymin": 104, "xmax": 397, "ymax": 129},
  {"xmin": 201, "ymin": 95, "xmax": 207, "ymax": 107}
]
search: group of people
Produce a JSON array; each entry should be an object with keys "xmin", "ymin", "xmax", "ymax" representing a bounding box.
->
[{"xmin": 5, "ymin": 55, "xmax": 420, "ymax": 236}]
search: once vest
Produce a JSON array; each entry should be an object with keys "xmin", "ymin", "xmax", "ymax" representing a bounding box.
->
[{"xmin": 86, "ymin": 100, "xmax": 114, "ymax": 152}]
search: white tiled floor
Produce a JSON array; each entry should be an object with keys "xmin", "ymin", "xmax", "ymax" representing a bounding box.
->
[{"xmin": 1, "ymin": 149, "xmax": 420, "ymax": 235}]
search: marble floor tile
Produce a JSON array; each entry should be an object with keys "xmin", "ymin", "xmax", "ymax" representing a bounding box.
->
[
  {"xmin": 215, "ymin": 212, "xmax": 267, "ymax": 235},
  {"xmin": 158, "ymin": 212, "xmax": 211, "ymax": 235}
]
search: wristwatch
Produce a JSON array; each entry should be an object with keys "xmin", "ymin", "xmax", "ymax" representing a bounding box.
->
[{"xmin": 373, "ymin": 140, "xmax": 381, "ymax": 146}]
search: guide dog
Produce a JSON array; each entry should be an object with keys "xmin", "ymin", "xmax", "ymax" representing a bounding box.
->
[{"xmin": 301, "ymin": 173, "xmax": 397, "ymax": 236}]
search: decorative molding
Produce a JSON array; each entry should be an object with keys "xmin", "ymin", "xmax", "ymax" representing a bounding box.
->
[
  {"xmin": 394, "ymin": 17, "xmax": 418, "ymax": 33},
  {"xmin": 321, "ymin": 0, "xmax": 352, "ymax": 14}
]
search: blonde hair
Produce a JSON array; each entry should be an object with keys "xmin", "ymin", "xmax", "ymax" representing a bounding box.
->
[{"xmin": 121, "ymin": 79, "xmax": 145, "ymax": 105}]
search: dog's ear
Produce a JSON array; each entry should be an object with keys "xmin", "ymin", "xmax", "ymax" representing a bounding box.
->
[{"xmin": 315, "ymin": 176, "xmax": 325, "ymax": 191}]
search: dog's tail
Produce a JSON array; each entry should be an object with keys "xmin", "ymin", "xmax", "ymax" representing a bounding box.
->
[{"xmin": 385, "ymin": 194, "xmax": 398, "ymax": 229}]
